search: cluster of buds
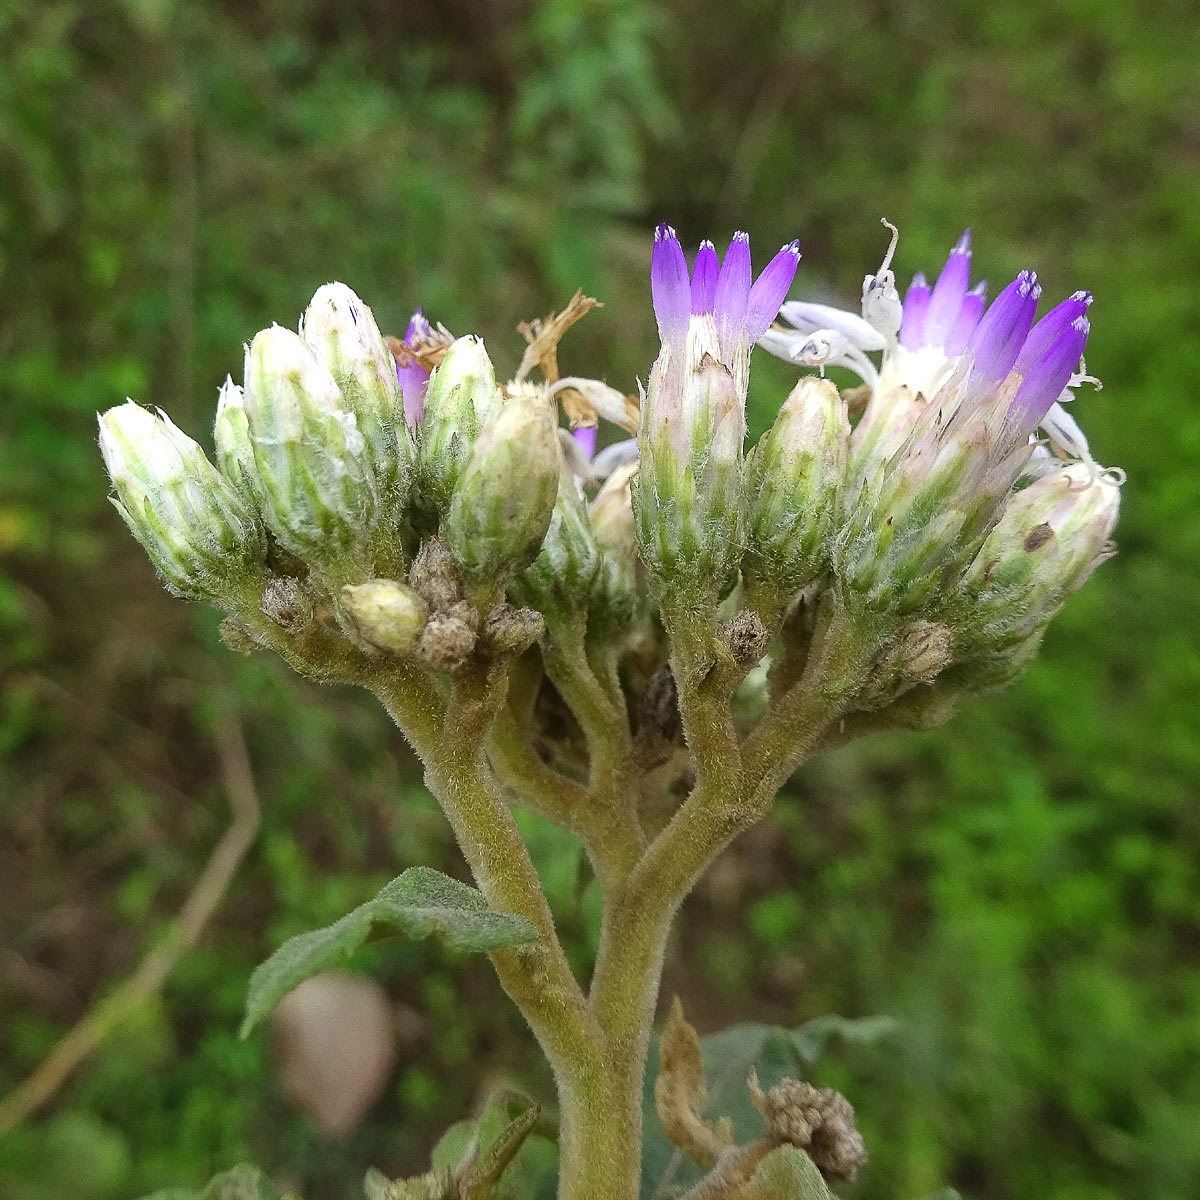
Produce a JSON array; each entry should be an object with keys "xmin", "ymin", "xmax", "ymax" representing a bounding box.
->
[{"xmin": 101, "ymin": 220, "xmax": 1120, "ymax": 721}]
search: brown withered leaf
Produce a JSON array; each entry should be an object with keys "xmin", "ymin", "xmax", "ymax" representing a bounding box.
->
[
  {"xmin": 654, "ymin": 996, "xmax": 735, "ymax": 1170},
  {"xmin": 515, "ymin": 290, "xmax": 601, "ymax": 385}
]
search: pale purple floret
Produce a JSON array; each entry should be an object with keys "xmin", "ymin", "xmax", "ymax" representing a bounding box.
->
[
  {"xmin": 898, "ymin": 231, "xmax": 987, "ymax": 355},
  {"xmin": 966, "ymin": 270, "xmax": 1041, "ymax": 388},
  {"xmin": 923, "ymin": 229, "xmax": 973, "ymax": 348},
  {"xmin": 945, "ymin": 282, "xmax": 988, "ymax": 356},
  {"xmin": 572, "ymin": 425, "xmax": 599, "ymax": 459},
  {"xmin": 651, "ymin": 223, "xmax": 800, "ymax": 355},
  {"xmin": 690, "ymin": 240, "xmax": 719, "ymax": 314},
  {"xmin": 651, "ymin": 224, "xmax": 691, "ymax": 344},
  {"xmin": 1011, "ymin": 314, "xmax": 1090, "ymax": 430},
  {"xmin": 397, "ymin": 308, "xmax": 432, "ymax": 427},
  {"xmin": 899, "ymin": 271, "xmax": 931, "ymax": 350}
]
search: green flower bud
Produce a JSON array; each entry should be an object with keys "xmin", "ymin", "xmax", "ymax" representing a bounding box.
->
[
  {"xmin": 417, "ymin": 335, "xmax": 504, "ymax": 517},
  {"xmin": 511, "ymin": 446, "xmax": 600, "ymax": 621},
  {"xmin": 340, "ymin": 579, "xmax": 429, "ymax": 655},
  {"xmin": 744, "ymin": 376, "xmax": 849, "ymax": 593},
  {"xmin": 443, "ymin": 384, "xmax": 560, "ymax": 585},
  {"xmin": 588, "ymin": 461, "xmax": 643, "ymax": 628},
  {"xmin": 300, "ymin": 283, "xmax": 411, "ymax": 505},
  {"xmin": 99, "ymin": 400, "xmax": 265, "ymax": 601},
  {"xmin": 214, "ymin": 375, "xmax": 254, "ymax": 492},
  {"xmin": 241, "ymin": 324, "xmax": 378, "ymax": 580},
  {"xmin": 960, "ymin": 461, "xmax": 1120, "ymax": 650},
  {"xmin": 635, "ymin": 325, "xmax": 744, "ymax": 588}
]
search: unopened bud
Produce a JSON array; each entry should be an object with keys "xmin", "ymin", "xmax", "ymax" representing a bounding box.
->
[
  {"xmin": 300, "ymin": 283, "xmax": 411, "ymax": 505},
  {"xmin": 417, "ymin": 335, "xmax": 504, "ymax": 516},
  {"xmin": 511, "ymin": 465, "xmax": 599, "ymax": 620},
  {"xmin": 340, "ymin": 579, "xmax": 428, "ymax": 655},
  {"xmin": 478, "ymin": 603, "xmax": 545, "ymax": 656},
  {"xmin": 99, "ymin": 401, "xmax": 265, "ymax": 601},
  {"xmin": 214, "ymin": 376, "xmax": 255, "ymax": 493},
  {"xmin": 261, "ymin": 576, "xmax": 313, "ymax": 632},
  {"xmin": 745, "ymin": 376, "xmax": 848, "ymax": 592},
  {"xmin": 241, "ymin": 325, "xmax": 378, "ymax": 579},
  {"xmin": 589, "ymin": 461, "xmax": 642, "ymax": 627},
  {"xmin": 443, "ymin": 385, "xmax": 559, "ymax": 584},
  {"xmin": 961, "ymin": 462, "xmax": 1120, "ymax": 649},
  {"xmin": 636, "ymin": 330, "xmax": 744, "ymax": 587},
  {"xmin": 860, "ymin": 619, "xmax": 953, "ymax": 708}
]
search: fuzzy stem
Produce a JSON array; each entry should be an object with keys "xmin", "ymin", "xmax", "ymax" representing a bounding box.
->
[{"xmin": 371, "ymin": 661, "xmax": 599, "ymax": 1085}]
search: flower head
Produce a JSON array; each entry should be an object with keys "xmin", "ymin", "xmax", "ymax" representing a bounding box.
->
[{"xmin": 397, "ymin": 309, "xmax": 433, "ymax": 427}]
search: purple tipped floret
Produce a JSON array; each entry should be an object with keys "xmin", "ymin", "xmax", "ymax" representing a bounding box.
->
[
  {"xmin": 691, "ymin": 240, "xmax": 719, "ymax": 315},
  {"xmin": 398, "ymin": 308, "xmax": 432, "ymax": 426},
  {"xmin": 745, "ymin": 240, "xmax": 801, "ymax": 341},
  {"xmin": 1011, "ymin": 315, "xmax": 1090, "ymax": 431},
  {"xmin": 1014, "ymin": 290, "xmax": 1093, "ymax": 376},
  {"xmin": 713, "ymin": 231, "xmax": 752, "ymax": 349},
  {"xmin": 944, "ymin": 281, "xmax": 988, "ymax": 356},
  {"xmin": 899, "ymin": 272, "xmax": 931, "ymax": 350},
  {"xmin": 923, "ymin": 230, "xmax": 973, "ymax": 349},
  {"xmin": 572, "ymin": 425, "xmax": 598, "ymax": 460},
  {"xmin": 967, "ymin": 271, "xmax": 1040, "ymax": 387},
  {"xmin": 652, "ymin": 224, "xmax": 691, "ymax": 344}
]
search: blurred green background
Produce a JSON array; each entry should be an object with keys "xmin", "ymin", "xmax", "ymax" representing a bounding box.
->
[{"xmin": 1, "ymin": 0, "xmax": 1198, "ymax": 1197}]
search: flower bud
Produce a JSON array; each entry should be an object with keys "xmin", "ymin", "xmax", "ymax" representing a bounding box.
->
[
  {"xmin": 241, "ymin": 325, "xmax": 378, "ymax": 580},
  {"xmin": 213, "ymin": 376, "xmax": 255, "ymax": 493},
  {"xmin": 417, "ymin": 335, "xmax": 504, "ymax": 516},
  {"xmin": 443, "ymin": 385, "xmax": 559, "ymax": 584},
  {"xmin": 589, "ymin": 461, "xmax": 643, "ymax": 627},
  {"xmin": 744, "ymin": 376, "xmax": 849, "ymax": 593},
  {"xmin": 635, "ymin": 331, "xmax": 744, "ymax": 587},
  {"xmin": 300, "ymin": 284, "xmax": 411, "ymax": 504},
  {"xmin": 339, "ymin": 579, "xmax": 429, "ymax": 655},
  {"xmin": 99, "ymin": 401, "xmax": 265, "ymax": 600},
  {"xmin": 960, "ymin": 462, "xmax": 1120, "ymax": 650},
  {"xmin": 511, "ymin": 459, "xmax": 600, "ymax": 621}
]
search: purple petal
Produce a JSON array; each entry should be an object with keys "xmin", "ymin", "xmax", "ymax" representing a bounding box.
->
[
  {"xmin": 405, "ymin": 308, "xmax": 431, "ymax": 347},
  {"xmin": 1011, "ymin": 315, "xmax": 1090, "ymax": 431},
  {"xmin": 944, "ymin": 281, "xmax": 988, "ymax": 356},
  {"xmin": 924, "ymin": 229, "xmax": 972, "ymax": 349},
  {"xmin": 398, "ymin": 361, "xmax": 430, "ymax": 427},
  {"xmin": 967, "ymin": 270, "xmax": 1040, "ymax": 387},
  {"xmin": 899, "ymin": 271, "xmax": 931, "ymax": 350},
  {"xmin": 1014, "ymin": 290, "xmax": 1093, "ymax": 376},
  {"xmin": 572, "ymin": 425, "xmax": 598, "ymax": 460},
  {"xmin": 745, "ymin": 240, "xmax": 801, "ymax": 341},
  {"xmin": 691, "ymin": 240, "xmax": 719, "ymax": 315},
  {"xmin": 713, "ymin": 230, "xmax": 751, "ymax": 349},
  {"xmin": 652, "ymin": 223, "xmax": 691, "ymax": 343}
]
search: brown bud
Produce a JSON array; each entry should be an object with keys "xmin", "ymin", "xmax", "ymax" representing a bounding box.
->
[
  {"xmin": 479, "ymin": 603, "xmax": 545, "ymax": 656},
  {"xmin": 261, "ymin": 576, "xmax": 313, "ymax": 633},
  {"xmin": 749, "ymin": 1072, "xmax": 867, "ymax": 1184},
  {"xmin": 721, "ymin": 610, "xmax": 770, "ymax": 669},
  {"xmin": 410, "ymin": 537, "xmax": 462, "ymax": 612}
]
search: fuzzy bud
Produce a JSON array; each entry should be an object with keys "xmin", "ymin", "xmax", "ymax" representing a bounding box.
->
[
  {"xmin": 443, "ymin": 386, "xmax": 559, "ymax": 584},
  {"xmin": 744, "ymin": 376, "xmax": 849, "ymax": 592},
  {"xmin": 635, "ymin": 329, "xmax": 745, "ymax": 588},
  {"xmin": 300, "ymin": 283, "xmax": 411, "ymax": 506},
  {"xmin": 589, "ymin": 461, "xmax": 643, "ymax": 628},
  {"xmin": 748, "ymin": 1073, "xmax": 867, "ymax": 1184},
  {"xmin": 99, "ymin": 401, "xmax": 265, "ymax": 601},
  {"xmin": 961, "ymin": 462, "xmax": 1120, "ymax": 650},
  {"xmin": 511, "ymin": 464, "xmax": 599, "ymax": 621},
  {"xmin": 340, "ymin": 579, "xmax": 429, "ymax": 655},
  {"xmin": 417, "ymin": 335, "xmax": 505, "ymax": 517},
  {"xmin": 241, "ymin": 325, "xmax": 378, "ymax": 580}
]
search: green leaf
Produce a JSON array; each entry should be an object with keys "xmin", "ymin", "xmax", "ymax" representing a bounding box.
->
[
  {"xmin": 139, "ymin": 1163, "xmax": 293, "ymax": 1200},
  {"xmin": 642, "ymin": 1015, "xmax": 895, "ymax": 1198},
  {"xmin": 739, "ymin": 1145, "xmax": 835, "ymax": 1200},
  {"xmin": 241, "ymin": 868, "xmax": 539, "ymax": 1037}
]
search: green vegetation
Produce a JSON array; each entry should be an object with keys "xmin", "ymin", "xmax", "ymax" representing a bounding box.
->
[{"xmin": 2, "ymin": 1, "xmax": 1197, "ymax": 1197}]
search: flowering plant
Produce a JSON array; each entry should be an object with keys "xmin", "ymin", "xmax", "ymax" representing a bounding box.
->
[{"xmin": 100, "ymin": 220, "xmax": 1120, "ymax": 1200}]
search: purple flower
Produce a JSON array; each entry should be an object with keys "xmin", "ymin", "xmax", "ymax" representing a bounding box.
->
[
  {"xmin": 651, "ymin": 224, "xmax": 800, "ymax": 362},
  {"xmin": 396, "ymin": 309, "xmax": 432, "ymax": 427},
  {"xmin": 572, "ymin": 425, "xmax": 598, "ymax": 459},
  {"xmin": 899, "ymin": 231, "xmax": 988, "ymax": 355}
]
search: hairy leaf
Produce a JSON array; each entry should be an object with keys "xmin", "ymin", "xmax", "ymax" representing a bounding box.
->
[{"xmin": 241, "ymin": 868, "xmax": 539, "ymax": 1037}]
